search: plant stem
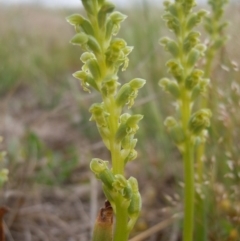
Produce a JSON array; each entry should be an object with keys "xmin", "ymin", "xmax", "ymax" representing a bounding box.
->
[
  {"xmin": 194, "ymin": 32, "xmax": 215, "ymax": 241},
  {"xmin": 178, "ymin": 6, "xmax": 195, "ymax": 240},
  {"xmin": 181, "ymin": 89, "xmax": 194, "ymax": 241},
  {"xmin": 183, "ymin": 138, "xmax": 194, "ymax": 241},
  {"xmin": 113, "ymin": 199, "xmax": 129, "ymax": 241}
]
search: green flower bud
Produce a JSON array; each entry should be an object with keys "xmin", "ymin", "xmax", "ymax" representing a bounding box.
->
[
  {"xmin": 160, "ymin": 37, "xmax": 179, "ymax": 58},
  {"xmin": 99, "ymin": 169, "xmax": 115, "ymax": 190},
  {"xmin": 101, "ymin": 77, "xmax": 120, "ymax": 97},
  {"xmin": 191, "ymin": 78, "xmax": 209, "ymax": 100},
  {"xmin": 66, "ymin": 14, "xmax": 85, "ymax": 26},
  {"xmin": 106, "ymin": 38, "xmax": 131, "ymax": 70},
  {"xmin": 183, "ymin": 31, "xmax": 201, "ymax": 53},
  {"xmin": 80, "ymin": 52, "xmax": 96, "ymax": 63},
  {"xmin": 115, "ymin": 115, "xmax": 143, "ymax": 142},
  {"xmin": 164, "ymin": 117, "xmax": 185, "ymax": 145},
  {"xmin": 89, "ymin": 103, "xmax": 109, "ymax": 127},
  {"xmin": 127, "ymin": 177, "xmax": 141, "ymax": 231},
  {"xmin": 123, "ymin": 180, "xmax": 133, "ymax": 200},
  {"xmin": 110, "ymin": 11, "xmax": 127, "ymax": 24},
  {"xmin": 115, "ymin": 83, "xmax": 133, "ymax": 108},
  {"xmin": 159, "ymin": 77, "xmax": 170, "ymax": 91},
  {"xmin": 104, "ymin": 11, "xmax": 127, "ymax": 38},
  {"xmin": 70, "ymin": 33, "xmax": 88, "ymax": 46},
  {"xmin": 90, "ymin": 158, "xmax": 109, "ymax": 174},
  {"xmin": 115, "ymin": 123, "xmax": 129, "ymax": 142},
  {"xmin": 126, "ymin": 115, "xmax": 143, "ymax": 132},
  {"xmin": 113, "ymin": 174, "xmax": 127, "ymax": 193},
  {"xmin": 116, "ymin": 79, "xmax": 145, "ymax": 108},
  {"xmin": 159, "ymin": 78, "xmax": 180, "ymax": 98},
  {"xmin": 71, "ymin": 34, "xmax": 101, "ymax": 53},
  {"xmin": 87, "ymin": 36, "xmax": 101, "ymax": 54},
  {"xmin": 189, "ymin": 109, "xmax": 212, "ymax": 135},
  {"xmin": 187, "ymin": 48, "xmax": 201, "ymax": 68},
  {"xmin": 194, "ymin": 44, "xmax": 206, "ymax": 55},
  {"xmin": 87, "ymin": 58, "xmax": 102, "ymax": 80},
  {"xmin": 168, "ymin": 3, "xmax": 180, "ymax": 18},
  {"xmin": 120, "ymin": 113, "xmax": 131, "ymax": 123},
  {"xmin": 186, "ymin": 10, "xmax": 208, "ymax": 31},
  {"xmin": 121, "ymin": 136, "xmax": 137, "ymax": 150},
  {"xmin": 164, "ymin": 116, "xmax": 177, "ymax": 128},
  {"xmin": 66, "ymin": 14, "xmax": 95, "ymax": 36},
  {"xmin": 129, "ymin": 78, "xmax": 146, "ymax": 90},
  {"xmin": 185, "ymin": 69, "xmax": 204, "ymax": 90},
  {"xmin": 124, "ymin": 149, "xmax": 137, "ymax": 163},
  {"xmin": 162, "ymin": 13, "xmax": 180, "ymax": 35},
  {"xmin": 90, "ymin": 159, "xmax": 115, "ymax": 190},
  {"xmin": 128, "ymin": 177, "xmax": 139, "ymax": 193},
  {"xmin": 166, "ymin": 60, "xmax": 184, "ymax": 83},
  {"xmin": 182, "ymin": 0, "xmax": 197, "ymax": 15},
  {"xmin": 185, "ymin": 74, "xmax": 199, "ymax": 90},
  {"xmin": 73, "ymin": 70, "xmax": 99, "ymax": 92},
  {"xmin": 98, "ymin": 2, "xmax": 115, "ymax": 28},
  {"xmin": 120, "ymin": 135, "xmax": 138, "ymax": 163}
]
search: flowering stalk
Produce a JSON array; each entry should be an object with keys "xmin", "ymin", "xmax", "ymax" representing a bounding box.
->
[
  {"xmin": 195, "ymin": 1, "xmax": 229, "ymax": 240},
  {"xmin": 159, "ymin": 1, "xmax": 211, "ymax": 241},
  {"xmin": 67, "ymin": 1, "xmax": 145, "ymax": 240}
]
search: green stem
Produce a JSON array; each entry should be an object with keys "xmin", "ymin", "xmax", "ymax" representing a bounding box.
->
[
  {"xmin": 180, "ymin": 88, "xmax": 195, "ymax": 241},
  {"xmin": 113, "ymin": 199, "xmax": 129, "ymax": 241},
  {"xmin": 183, "ymin": 137, "xmax": 194, "ymax": 241},
  {"xmin": 178, "ymin": 7, "xmax": 195, "ymax": 239},
  {"xmin": 107, "ymin": 97, "xmax": 123, "ymax": 175},
  {"xmin": 195, "ymin": 192, "xmax": 208, "ymax": 241},
  {"xmin": 194, "ymin": 33, "xmax": 216, "ymax": 241}
]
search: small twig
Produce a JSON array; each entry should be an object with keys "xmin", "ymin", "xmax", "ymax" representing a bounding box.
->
[{"xmin": 129, "ymin": 213, "xmax": 182, "ymax": 241}]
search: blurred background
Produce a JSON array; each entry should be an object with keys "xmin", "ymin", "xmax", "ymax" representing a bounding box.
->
[{"xmin": 0, "ymin": 0, "xmax": 240, "ymax": 240}]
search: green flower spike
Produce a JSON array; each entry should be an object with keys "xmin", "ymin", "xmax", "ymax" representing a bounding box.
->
[
  {"xmin": 67, "ymin": 1, "xmax": 145, "ymax": 240},
  {"xmin": 159, "ymin": 1, "xmax": 212, "ymax": 241}
]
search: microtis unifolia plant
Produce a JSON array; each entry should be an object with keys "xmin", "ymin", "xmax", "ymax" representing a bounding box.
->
[
  {"xmin": 159, "ymin": 1, "xmax": 211, "ymax": 241},
  {"xmin": 196, "ymin": 0, "xmax": 229, "ymax": 177},
  {"xmin": 195, "ymin": 0, "xmax": 229, "ymax": 240},
  {"xmin": 66, "ymin": 1, "xmax": 145, "ymax": 241}
]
